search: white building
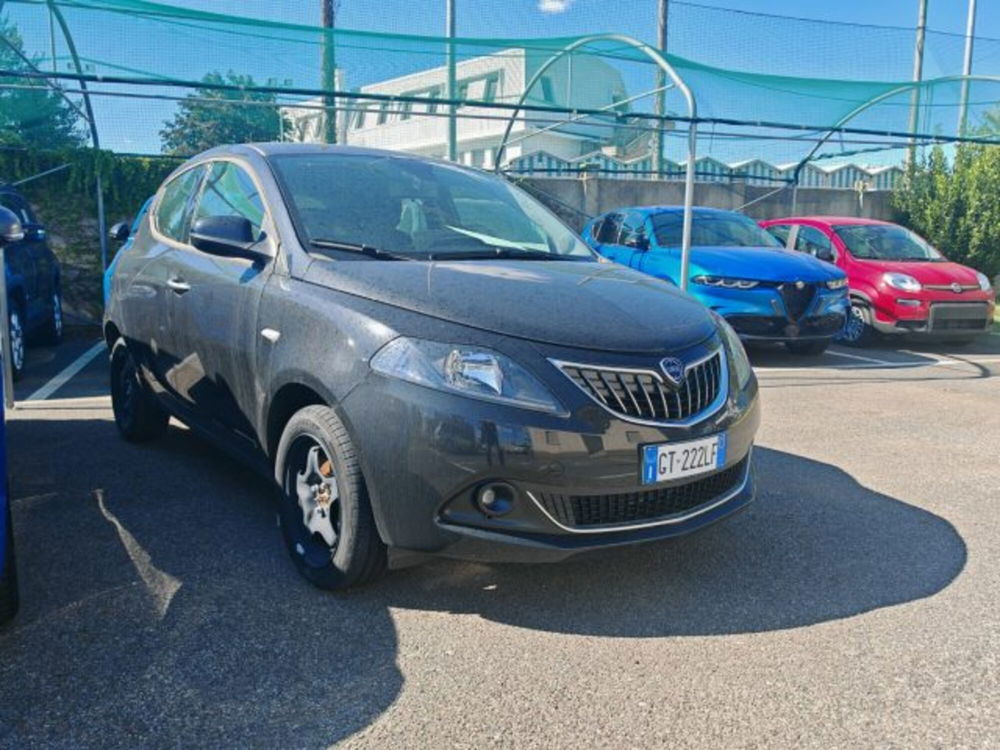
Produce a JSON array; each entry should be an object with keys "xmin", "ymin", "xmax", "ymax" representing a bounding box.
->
[{"xmin": 284, "ymin": 47, "xmax": 631, "ymax": 169}]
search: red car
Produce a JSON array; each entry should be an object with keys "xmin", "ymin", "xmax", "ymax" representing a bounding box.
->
[{"xmin": 760, "ymin": 217, "xmax": 995, "ymax": 345}]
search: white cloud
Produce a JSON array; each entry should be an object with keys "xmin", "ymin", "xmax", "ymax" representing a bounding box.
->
[{"xmin": 538, "ymin": 0, "xmax": 575, "ymax": 13}]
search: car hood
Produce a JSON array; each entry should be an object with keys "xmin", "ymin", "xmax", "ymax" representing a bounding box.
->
[
  {"xmin": 303, "ymin": 259, "xmax": 717, "ymax": 353},
  {"xmin": 690, "ymin": 245, "xmax": 842, "ymax": 282},
  {"xmin": 852, "ymin": 258, "xmax": 982, "ymax": 285}
]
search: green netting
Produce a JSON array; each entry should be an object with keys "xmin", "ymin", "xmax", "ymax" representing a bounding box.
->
[{"xmin": 1, "ymin": 0, "xmax": 999, "ymax": 174}]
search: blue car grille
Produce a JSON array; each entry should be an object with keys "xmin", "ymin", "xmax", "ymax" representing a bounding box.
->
[
  {"xmin": 535, "ymin": 455, "xmax": 749, "ymax": 529},
  {"xmin": 557, "ymin": 351, "xmax": 724, "ymax": 424},
  {"xmin": 778, "ymin": 283, "xmax": 817, "ymax": 320}
]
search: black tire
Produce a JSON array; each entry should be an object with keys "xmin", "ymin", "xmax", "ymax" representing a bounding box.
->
[
  {"xmin": 7, "ymin": 304, "xmax": 25, "ymax": 382},
  {"xmin": 275, "ymin": 405, "xmax": 386, "ymax": 590},
  {"xmin": 40, "ymin": 289, "xmax": 63, "ymax": 346},
  {"xmin": 784, "ymin": 339, "xmax": 830, "ymax": 356},
  {"xmin": 836, "ymin": 302, "xmax": 877, "ymax": 347},
  {"xmin": 0, "ymin": 500, "xmax": 19, "ymax": 626},
  {"xmin": 110, "ymin": 338, "xmax": 169, "ymax": 442}
]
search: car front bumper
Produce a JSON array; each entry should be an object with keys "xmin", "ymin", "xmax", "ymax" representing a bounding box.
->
[
  {"xmin": 871, "ymin": 294, "xmax": 995, "ymax": 336},
  {"xmin": 340, "ymin": 361, "xmax": 760, "ymax": 564},
  {"xmin": 689, "ymin": 284, "xmax": 848, "ymax": 341}
]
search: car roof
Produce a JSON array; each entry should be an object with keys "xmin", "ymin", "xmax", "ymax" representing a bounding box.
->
[
  {"xmin": 598, "ymin": 206, "xmax": 739, "ymax": 217},
  {"xmin": 769, "ymin": 216, "xmax": 895, "ymax": 226},
  {"xmin": 202, "ymin": 142, "xmax": 469, "ymax": 168}
]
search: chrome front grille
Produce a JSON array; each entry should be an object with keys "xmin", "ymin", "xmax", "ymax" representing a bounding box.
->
[{"xmin": 555, "ymin": 350, "xmax": 726, "ymax": 425}]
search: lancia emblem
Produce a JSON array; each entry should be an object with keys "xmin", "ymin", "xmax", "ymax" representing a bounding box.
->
[
  {"xmin": 660, "ymin": 357, "xmax": 686, "ymax": 386},
  {"xmin": 795, "ymin": 280, "xmax": 805, "ymax": 289},
  {"xmin": 951, "ymin": 282, "xmax": 963, "ymax": 293}
]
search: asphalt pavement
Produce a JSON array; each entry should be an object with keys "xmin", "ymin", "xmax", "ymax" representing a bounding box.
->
[{"xmin": 1, "ymin": 331, "xmax": 998, "ymax": 748}]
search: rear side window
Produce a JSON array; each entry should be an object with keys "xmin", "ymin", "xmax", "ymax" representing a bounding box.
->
[
  {"xmin": 765, "ymin": 224, "xmax": 792, "ymax": 246},
  {"xmin": 156, "ymin": 166, "xmax": 205, "ymax": 242},
  {"xmin": 795, "ymin": 225, "xmax": 833, "ymax": 257},
  {"xmin": 193, "ymin": 161, "xmax": 266, "ymax": 241},
  {"xmin": 594, "ymin": 213, "xmax": 622, "ymax": 243}
]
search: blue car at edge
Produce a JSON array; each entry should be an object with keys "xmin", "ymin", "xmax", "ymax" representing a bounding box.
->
[
  {"xmin": 584, "ymin": 206, "xmax": 849, "ymax": 355},
  {"xmin": 0, "ymin": 350, "xmax": 14, "ymax": 625}
]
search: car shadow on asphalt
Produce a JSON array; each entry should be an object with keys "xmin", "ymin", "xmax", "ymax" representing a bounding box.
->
[{"xmin": 0, "ymin": 415, "xmax": 967, "ymax": 746}]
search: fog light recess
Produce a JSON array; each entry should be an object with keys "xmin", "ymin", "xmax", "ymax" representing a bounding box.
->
[{"xmin": 475, "ymin": 482, "xmax": 517, "ymax": 517}]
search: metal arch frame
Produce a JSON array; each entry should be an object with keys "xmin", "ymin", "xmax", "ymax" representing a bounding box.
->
[
  {"xmin": 789, "ymin": 74, "xmax": 1000, "ymax": 213},
  {"xmin": 494, "ymin": 33, "xmax": 700, "ymax": 291}
]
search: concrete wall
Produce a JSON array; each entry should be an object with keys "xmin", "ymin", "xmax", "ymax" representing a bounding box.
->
[{"xmin": 519, "ymin": 175, "xmax": 896, "ymax": 231}]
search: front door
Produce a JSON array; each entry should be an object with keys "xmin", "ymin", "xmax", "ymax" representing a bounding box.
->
[{"xmin": 168, "ymin": 159, "xmax": 273, "ymax": 443}]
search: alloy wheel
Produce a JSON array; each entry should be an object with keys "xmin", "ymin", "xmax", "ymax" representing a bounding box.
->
[
  {"xmin": 285, "ymin": 435, "xmax": 342, "ymax": 566},
  {"xmin": 838, "ymin": 304, "xmax": 866, "ymax": 343}
]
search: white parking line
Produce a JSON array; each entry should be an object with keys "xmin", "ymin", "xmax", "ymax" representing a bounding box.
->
[
  {"xmin": 825, "ymin": 350, "xmax": 891, "ymax": 365},
  {"xmin": 755, "ymin": 355, "xmax": 1000, "ymax": 374},
  {"xmin": 24, "ymin": 341, "xmax": 105, "ymax": 402}
]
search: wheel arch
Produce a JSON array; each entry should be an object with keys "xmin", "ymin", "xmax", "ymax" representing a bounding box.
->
[{"xmin": 265, "ymin": 380, "xmax": 332, "ymax": 463}]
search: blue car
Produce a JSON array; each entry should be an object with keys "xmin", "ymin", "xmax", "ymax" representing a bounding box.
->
[
  {"xmin": 1, "ymin": 207, "xmax": 20, "ymax": 624},
  {"xmin": 584, "ymin": 206, "xmax": 849, "ymax": 355}
]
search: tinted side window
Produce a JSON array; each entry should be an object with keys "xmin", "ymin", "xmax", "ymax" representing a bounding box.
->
[
  {"xmin": 193, "ymin": 161, "xmax": 266, "ymax": 241},
  {"xmin": 594, "ymin": 213, "xmax": 622, "ymax": 244},
  {"xmin": 156, "ymin": 166, "xmax": 205, "ymax": 242},
  {"xmin": 765, "ymin": 224, "xmax": 792, "ymax": 246},
  {"xmin": 795, "ymin": 225, "xmax": 833, "ymax": 257}
]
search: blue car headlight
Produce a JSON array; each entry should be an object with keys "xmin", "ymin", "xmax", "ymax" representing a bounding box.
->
[
  {"xmin": 693, "ymin": 275, "xmax": 759, "ymax": 290},
  {"xmin": 711, "ymin": 313, "xmax": 753, "ymax": 391},
  {"xmin": 825, "ymin": 277, "xmax": 848, "ymax": 290},
  {"xmin": 370, "ymin": 336, "xmax": 565, "ymax": 414}
]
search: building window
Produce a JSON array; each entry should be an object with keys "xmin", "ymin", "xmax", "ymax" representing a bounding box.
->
[
  {"xmin": 427, "ymin": 86, "xmax": 441, "ymax": 114},
  {"xmin": 353, "ymin": 104, "xmax": 368, "ymax": 130},
  {"xmin": 377, "ymin": 101, "xmax": 390, "ymax": 125},
  {"xmin": 400, "ymin": 100, "xmax": 413, "ymax": 120},
  {"xmin": 483, "ymin": 74, "xmax": 499, "ymax": 103},
  {"xmin": 539, "ymin": 76, "xmax": 555, "ymax": 104}
]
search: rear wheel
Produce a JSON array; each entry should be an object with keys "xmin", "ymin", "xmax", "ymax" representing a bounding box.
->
[
  {"xmin": 40, "ymin": 289, "xmax": 63, "ymax": 345},
  {"xmin": 6, "ymin": 306, "xmax": 25, "ymax": 381},
  {"xmin": 110, "ymin": 339, "xmax": 169, "ymax": 442},
  {"xmin": 0, "ymin": 500, "xmax": 19, "ymax": 626},
  {"xmin": 837, "ymin": 302, "xmax": 876, "ymax": 347},
  {"xmin": 275, "ymin": 405, "xmax": 386, "ymax": 591},
  {"xmin": 784, "ymin": 339, "xmax": 830, "ymax": 356}
]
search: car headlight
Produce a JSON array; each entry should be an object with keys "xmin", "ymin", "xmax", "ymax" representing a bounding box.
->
[
  {"xmin": 711, "ymin": 313, "xmax": 753, "ymax": 390},
  {"xmin": 370, "ymin": 337, "xmax": 564, "ymax": 414},
  {"xmin": 976, "ymin": 271, "xmax": 992, "ymax": 291},
  {"xmin": 692, "ymin": 275, "xmax": 759, "ymax": 290},
  {"xmin": 826, "ymin": 277, "xmax": 848, "ymax": 290},
  {"xmin": 882, "ymin": 272, "xmax": 922, "ymax": 292}
]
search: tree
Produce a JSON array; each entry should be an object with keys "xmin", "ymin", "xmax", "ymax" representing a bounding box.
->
[
  {"xmin": 892, "ymin": 143, "xmax": 1000, "ymax": 278},
  {"xmin": 0, "ymin": 16, "xmax": 85, "ymax": 150},
  {"xmin": 160, "ymin": 71, "xmax": 287, "ymax": 155}
]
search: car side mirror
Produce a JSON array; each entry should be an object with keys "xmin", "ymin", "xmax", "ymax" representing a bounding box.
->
[
  {"xmin": 0, "ymin": 206, "xmax": 24, "ymax": 246},
  {"xmin": 190, "ymin": 215, "xmax": 269, "ymax": 262},
  {"xmin": 816, "ymin": 247, "xmax": 835, "ymax": 262},
  {"xmin": 109, "ymin": 221, "xmax": 131, "ymax": 243}
]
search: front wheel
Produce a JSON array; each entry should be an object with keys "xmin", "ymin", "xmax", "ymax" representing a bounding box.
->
[
  {"xmin": 785, "ymin": 339, "xmax": 830, "ymax": 356},
  {"xmin": 836, "ymin": 302, "xmax": 876, "ymax": 347},
  {"xmin": 275, "ymin": 405, "xmax": 386, "ymax": 591},
  {"xmin": 7, "ymin": 306, "xmax": 25, "ymax": 381},
  {"xmin": 110, "ymin": 339, "xmax": 169, "ymax": 442}
]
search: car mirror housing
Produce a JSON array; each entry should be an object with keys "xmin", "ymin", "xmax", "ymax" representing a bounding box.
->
[
  {"xmin": 190, "ymin": 215, "xmax": 270, "ymax": 262},
  {"xmin": 0, "ymin": 206, "xmax": 24, "ymax": 246},
  {"xmin": 109, "ymin": 221, "xmax": 131, "ymax": 243},
  {"xmin": 625, "ymin": 233, "xmax": 650, "ymax": 251},
  {"xmin": 816, "ymin": 248, "xmax": 835, "ymax": 262}
]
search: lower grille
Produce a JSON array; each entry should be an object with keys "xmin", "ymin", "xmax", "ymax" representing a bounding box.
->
[
  {"xmin": 778, "ymin": 283, "xmax": 817, "ymax": 320},
  {"xmin": 534, "ymin": 456, "xmax": 749, "ymax": 529},
  {"xmin": 928, "ymin": 302, "xmax": 989, "ymax": 332},
  {"xmin": 727, "ymin": 313, "xmax": 843, "ymax": 339},
  {"xmin": 557, "ymin": 351, "xmax": 724, "ymax": 424}
]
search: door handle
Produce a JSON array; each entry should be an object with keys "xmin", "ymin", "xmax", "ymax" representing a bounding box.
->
[{"xmin": 167, "ymin": 277, "xmax": 191, "ymax": 294}]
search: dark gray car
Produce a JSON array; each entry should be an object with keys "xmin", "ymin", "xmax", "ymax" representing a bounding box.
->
[{"xmin": 104, "ymin": 144, "xmax": 760, "ymax": 590}]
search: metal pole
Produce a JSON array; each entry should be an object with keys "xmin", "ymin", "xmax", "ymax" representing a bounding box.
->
[
  {"xmin": 958, "ymin": 0, "xmax": 977, "ymax": 135},
  {"xmin": 321, "ymin": 0, "xmax": 337, "ymax": 144},
  {"xmin": 446, "ymin": 0, "xmax": 458, "ymax": 162},
  {"xmin": 679, "ymin": 121, "xmax": 696, "ymax": 292},
  {"xmin": 654, "ymin": 0, "xmax": 668, "ymax": 178},
  {"xmin": 906, "ymin": 0, "xmax": 928, "ymax": 164},
  {"xmin": 0, "ymin": 248, "xmax": 13, "ymax": 409}
]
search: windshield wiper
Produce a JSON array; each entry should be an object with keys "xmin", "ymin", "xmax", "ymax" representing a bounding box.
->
[
  {"xmin": 310, "ymin": 238, "xmax": 414, "ymax": 261},
  {"xmin": 428, "ymin": 247, "xmax": 571, "ymax": 261}
]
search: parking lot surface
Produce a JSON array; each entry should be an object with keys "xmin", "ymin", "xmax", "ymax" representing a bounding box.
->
[{"xmin": 1, "ymin": 333, "xmax": 999, "ymax": 748}]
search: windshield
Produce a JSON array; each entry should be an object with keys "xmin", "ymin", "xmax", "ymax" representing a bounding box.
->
[
  {"xmin": 833, "ymin": 224, "xmax": 943, "ymax": 261},
  {"xmin": 651, "ymin": 211, "xmax": 782, "ymax": 248},
  {"xmin": 270, "ymin": 153, "xmax": 594, "ymax": 260}
]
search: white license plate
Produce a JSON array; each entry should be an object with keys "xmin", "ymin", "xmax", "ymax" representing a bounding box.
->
[{"xmin": 641, "ymin": 433, "xmax": 728, "ymax": 485}]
